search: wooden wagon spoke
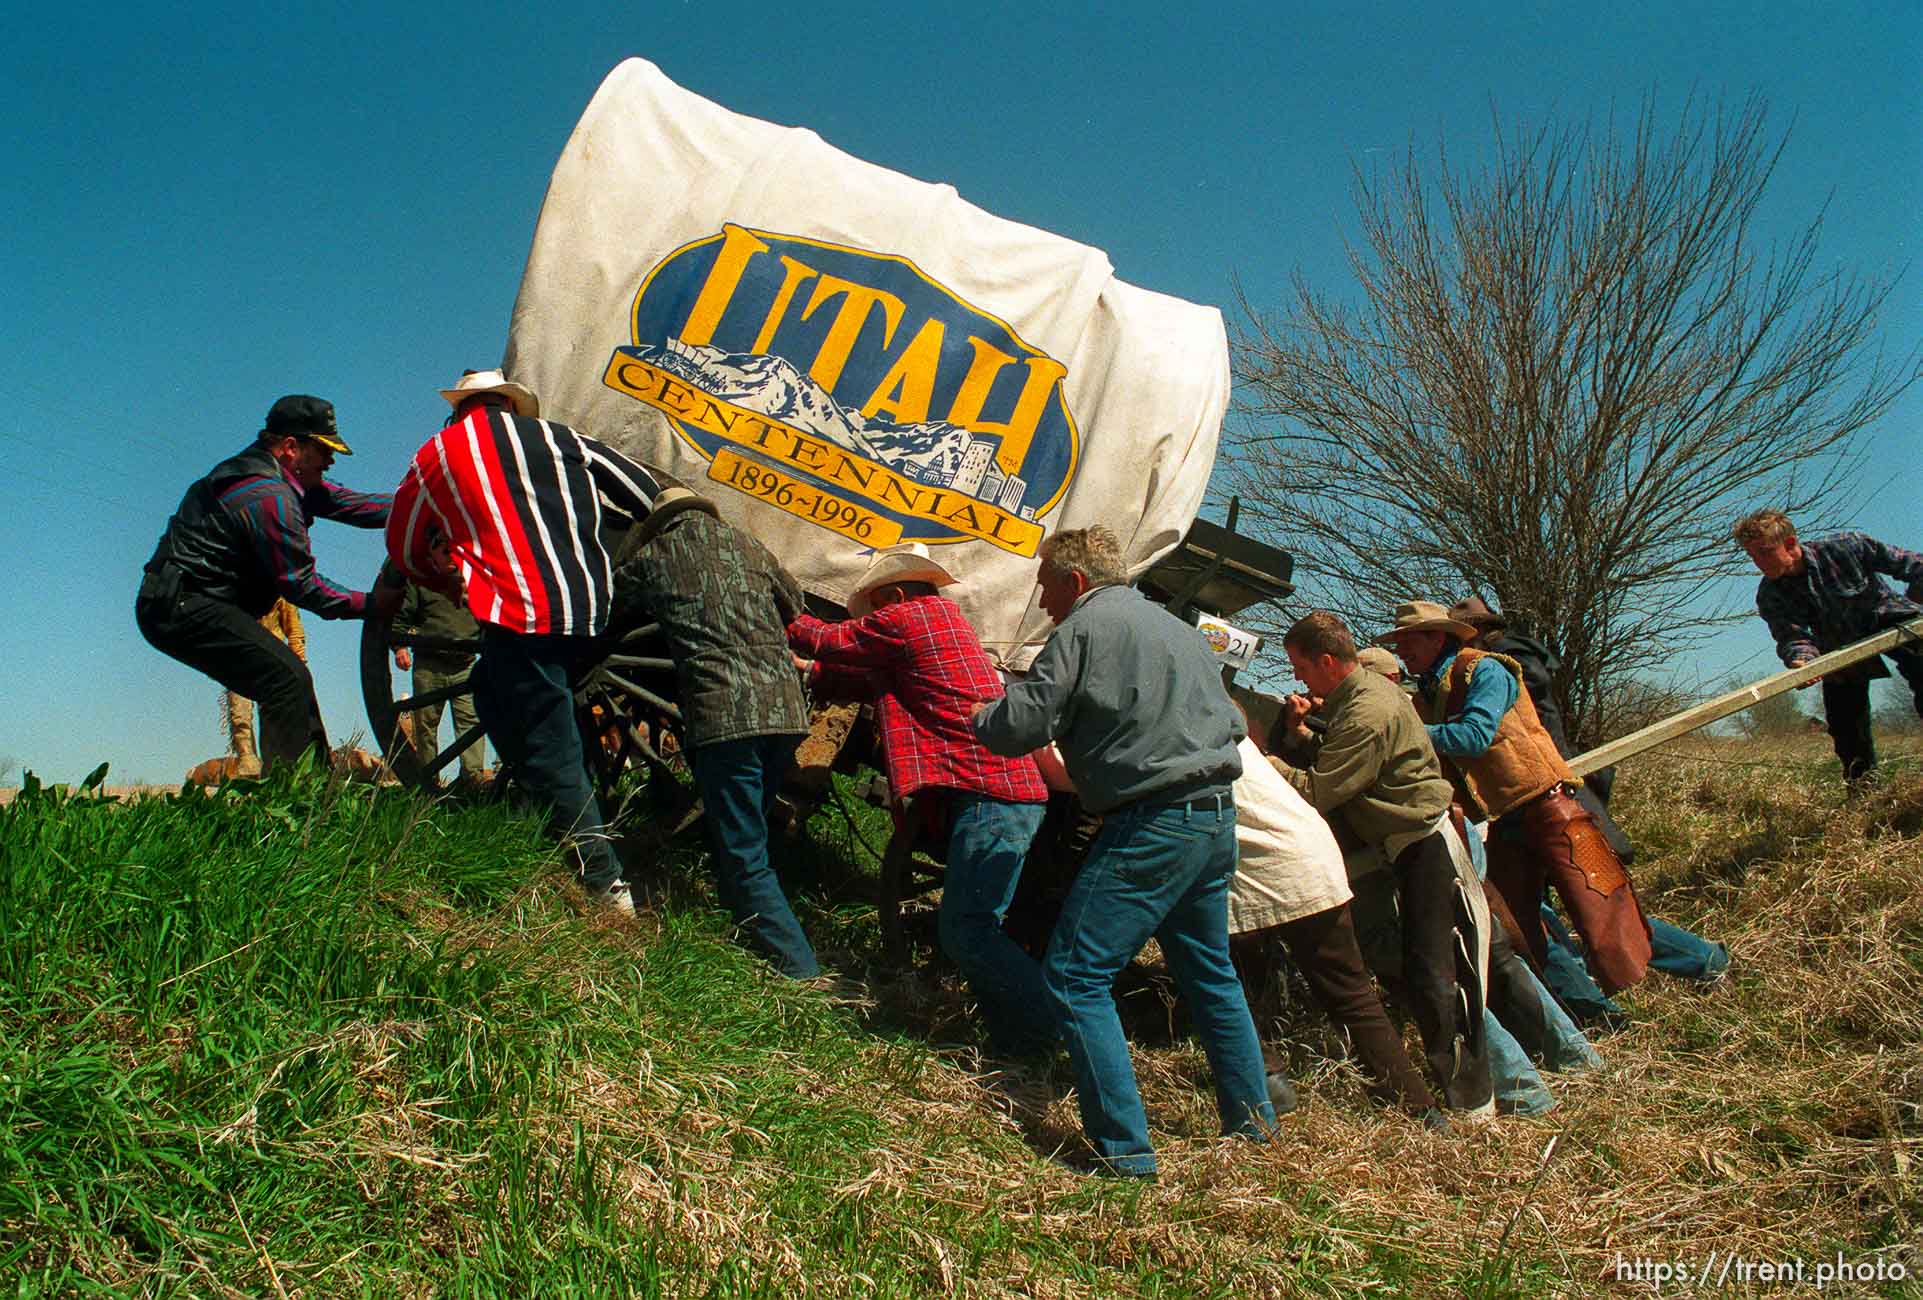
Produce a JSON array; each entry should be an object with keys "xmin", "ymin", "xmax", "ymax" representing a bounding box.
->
[
  {"xmin": 423, "ymin": 723, "xmax": 486, "ymax": 780},
  {"xmin": 391, "ymin": 680, "xmax": 472, "ymax": 713},
  {"xmin": 602, "ymin": 653, "xmax": 676, "ymax": 672},
  {"xmin": 618, "ymin": 720, "xmax": 664, "ymax": 768},
  {"xmin": 594, "ymin": 687, "xmax": 664, "ymax": 767},
  {"xmin": 600, "ymin": 670, "xmax": 683, "ymax": 721}
]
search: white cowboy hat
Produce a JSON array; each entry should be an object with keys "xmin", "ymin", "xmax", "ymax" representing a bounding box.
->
[
  {"xmin": 846, "ymin": 543, "xmax": 959, "ymax": 618},
  {"xmin": 439, "ymin": 368, "xmax": 540, "ymax": 419}
]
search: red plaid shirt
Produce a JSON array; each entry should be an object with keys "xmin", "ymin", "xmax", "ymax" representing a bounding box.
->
[{"xmin": 790, "ymin": 596, "xmax": 1047, "ymax": 804}]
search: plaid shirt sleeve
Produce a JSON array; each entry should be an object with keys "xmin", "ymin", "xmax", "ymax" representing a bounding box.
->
[
  {"xmin": 1755, "ymin": 576, "xmax": 1820, "ymax": 665},
  {"xmin": 789, "ymin": 609, "xmax": 908, "ymax": 669},
  {"xmin": 1864, "ymin": 535, "xmax": 1923, "ymax": 591}
]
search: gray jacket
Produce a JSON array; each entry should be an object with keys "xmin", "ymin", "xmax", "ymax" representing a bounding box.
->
[{"xmin": 973, "ymin": 584, "xmax": 1242, "ymax": 813}]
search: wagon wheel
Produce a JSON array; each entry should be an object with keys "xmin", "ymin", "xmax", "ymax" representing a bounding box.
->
[
  {"xmin": 360, "ymin": 572, "xmax": 690, "ymax": 803},
  {"xmin": 359, "ymin": 596, "xmax": 487, "ymax": 790},
  {"xmin": 571, "ymin": 621, "xmax": 692, "ymax": 815},
  {"xmin": 874, "ymin": 792, "xmax": 950, "ymax": 965}
]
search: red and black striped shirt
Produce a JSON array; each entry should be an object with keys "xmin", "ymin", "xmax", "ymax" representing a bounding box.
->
[{"xmin": 387, "ymin": 407, "xmax": 660, "ymax": 637}]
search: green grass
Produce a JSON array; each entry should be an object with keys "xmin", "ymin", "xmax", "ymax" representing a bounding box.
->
[
  {"xmin": 4, "ymin": 739, "xmax": 1917, "ymax": 1296},
  {"xmin": 2, "ymin": 766, "xmax": 1426, "ymax": 1297}
]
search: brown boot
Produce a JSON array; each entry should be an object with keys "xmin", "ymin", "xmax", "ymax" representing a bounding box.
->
[{"xmin": 225, "ymin": 692, "xmax": 263, "ymax": 776}]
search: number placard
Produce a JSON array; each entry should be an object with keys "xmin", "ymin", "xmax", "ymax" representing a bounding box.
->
[{"xmin": 708, "ymin": 448, "xmax": 903, "ymax": 547}]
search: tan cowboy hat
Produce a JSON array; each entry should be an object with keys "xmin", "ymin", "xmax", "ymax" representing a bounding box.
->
[
  {"xmin": 620, "ymin": 486, "xmax": 720, "ymax": 558},
  {"xmin": 1356, "ymin": 646, "xmax": 1402, "ymax": 679},
  {"xmin": 440, "ymin": 368, "xmax": 540, "ymax": 419},
  {"xmin": 1375, "ymin": 599, "xmax": 1478, "ymax": 645},
  {"xmin": 847, "ymin": 543, "xmax": 958, "ymax": 618}
]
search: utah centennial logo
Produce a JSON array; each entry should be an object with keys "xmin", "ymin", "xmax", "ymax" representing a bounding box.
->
[{"xmin": 603, "ymin": 224, "xmax": 1080, "ymax": 556}]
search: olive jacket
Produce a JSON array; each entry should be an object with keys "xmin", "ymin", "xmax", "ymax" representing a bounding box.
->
[{"xmin": 1274, "ymin": 666, "xmax": 1453, "ymax": 854}]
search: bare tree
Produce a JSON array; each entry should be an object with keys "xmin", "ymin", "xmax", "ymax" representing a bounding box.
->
[{"xmin": 1226, "ymin": 93, "xmax": 1917, "ymax": 744}]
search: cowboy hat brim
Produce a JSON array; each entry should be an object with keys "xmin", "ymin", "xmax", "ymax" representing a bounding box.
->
[
  {"xmin": 1375, "ymin": 617, "xmax": 1478, "ymax": 645},
  {"xmin": 847, "ymin": 560, "xmax": 958, "ymax": 619},
  {"xmin": 440, "ymin": 379, "xmax": 540, "ymax": 419},
  {"xmin": 618, "ymin": 487, "xmax": 720, "ymax": 561}
]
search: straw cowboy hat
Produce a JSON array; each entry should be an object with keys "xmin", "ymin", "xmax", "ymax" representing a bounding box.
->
[
  {"xmin": 1375, "ymin": 599, "xmax": 1479, "ymax": 645},
  {"xmin": 846, "ymin": 543, "xmax": 958, "ymax": 618},
  {"xmin": 622, "ymin": 486, "xmax": 720, "ymax": 555},
  {"xmin": 439, "ymin": 368, "xmax": 540, "ymax": 419}
]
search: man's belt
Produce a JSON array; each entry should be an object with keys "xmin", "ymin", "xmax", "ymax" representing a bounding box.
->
[
  {"xmin": 1513, "ymin": 782, "xmax": 1585, "ymax": 827},
  {"xmin": 1156, "ymin": 791, "xmax": 1233, "ymax": 814}
]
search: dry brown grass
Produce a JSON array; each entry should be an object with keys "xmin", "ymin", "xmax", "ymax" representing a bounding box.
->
[
  {"xmin": 556, "ymin": 734, "xmax": 1919, "ymax": 1293},
  {"xmin": 741, "ymin": 730, "xmax": 1919, "ymax": 1295},
  {"xmin": 316, "ymin": 733, "xmax": 1913, "ymax": 1295},
  {"xmin": 996, "ymin": 729, "xmax": 1923, "ymax": 1294}
]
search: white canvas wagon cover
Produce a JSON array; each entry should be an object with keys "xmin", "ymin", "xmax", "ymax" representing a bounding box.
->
[{"xmin": 505, "ymin": 58, "xmax": 1227, "ymax": 666}]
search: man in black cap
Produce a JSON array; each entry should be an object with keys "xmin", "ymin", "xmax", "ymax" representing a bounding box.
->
[{"xmin": 137, "ymin": 395, "xmax": 398, "ymax": 769}]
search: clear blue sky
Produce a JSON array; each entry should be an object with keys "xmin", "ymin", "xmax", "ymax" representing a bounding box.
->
[{"xmin": 5, "ymin": 1, "xmax": 1918, "ymax": 783}]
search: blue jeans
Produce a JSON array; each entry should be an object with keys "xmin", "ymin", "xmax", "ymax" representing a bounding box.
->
[
  {"xmin": 940, "ymin": 794, "xmax": 1053, "ymax": 1056},
  {"xmin": 1483, "ymin": 940, "xmax": 1602, "ymax": 1116},
  {"xmin": 689, "ymin": 735, "xmax": 820, "ymax": 979},
  {"xmin": 1649, "ymin": 918, "xmax": 1731, "ymax": 980},
  {"xmin": 471, "ymin": 629, "xmax": 621, "ymax": 890},
  {"xmin": 1043, "ymin": 797, "xmax": 1274, "ymax": 1176},
  {"xmin": 1485, "ymin": 1013, "xmax": 1556, "ymax": 1116},
  {"xmin": 1539, "ymin": 907, "xmax": 1730, "ymax": 1024},
  {"xmin": 1518, "ymin": 966, "xmax": 1603, "ymax": 1074}
]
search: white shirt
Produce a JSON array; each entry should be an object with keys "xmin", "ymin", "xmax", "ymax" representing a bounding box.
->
[{"xmin": 1227, "ymin": 737, "xmax": 1353, "ymax": 934}]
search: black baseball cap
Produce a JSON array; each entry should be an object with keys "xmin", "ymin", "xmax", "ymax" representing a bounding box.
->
[{"xmin": 264, "ymin": 394, "xmax": 352, "ymax": 454}]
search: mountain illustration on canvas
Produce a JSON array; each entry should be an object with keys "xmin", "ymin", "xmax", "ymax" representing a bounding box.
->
[{"xmin": 634, "ymin": 338, "xmax": 1027, "ymax": 508}]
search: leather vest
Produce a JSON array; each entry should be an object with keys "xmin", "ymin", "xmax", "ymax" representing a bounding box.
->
[{"xmin": 1417, "ymin": 647, "xmax": 1575, "ymax": 821}]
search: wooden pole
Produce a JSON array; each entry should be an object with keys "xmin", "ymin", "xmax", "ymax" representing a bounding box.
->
[{"xmin": 1568, "ymin": 617, "xmax": 1923, "ymax": 777}]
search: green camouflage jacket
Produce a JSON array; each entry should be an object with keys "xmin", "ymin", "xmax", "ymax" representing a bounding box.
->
[
  {"xmin": 395, "ymin": 583, "xmax": 480, "ymax": 668},
  {"xmin": 618, "ymin": 511, "xmax": 810, "ymax": 747}
]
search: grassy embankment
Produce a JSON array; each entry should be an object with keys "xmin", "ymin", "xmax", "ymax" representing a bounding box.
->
[{"xmin": 2, "ymin": 735, "xmax": 1918, "ymax": 1296}]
